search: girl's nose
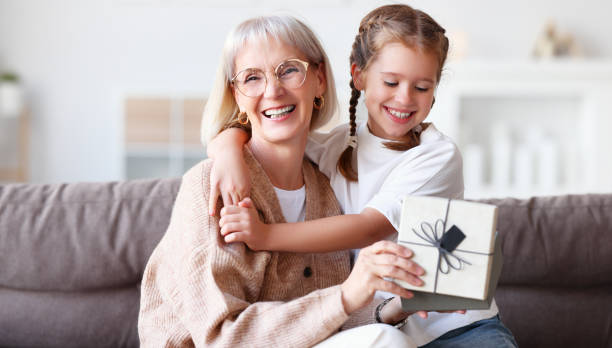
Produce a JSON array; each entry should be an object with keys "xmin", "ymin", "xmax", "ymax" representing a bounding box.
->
[{"xmin": 395, "ymin": 85, "xmax": 413, "ymax": 104}]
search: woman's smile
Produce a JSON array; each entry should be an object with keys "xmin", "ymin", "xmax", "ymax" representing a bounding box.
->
[{"xmin": 262, "ymin": 104, "xmax": 296, "ymax": 121}]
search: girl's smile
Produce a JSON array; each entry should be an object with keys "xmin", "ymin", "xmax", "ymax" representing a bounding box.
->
[{"xmin": 383, "ymin": 105, "xmax": 416, "ymax": 124}]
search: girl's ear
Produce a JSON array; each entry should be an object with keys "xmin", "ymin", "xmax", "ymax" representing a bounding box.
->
[{"xmin": 350, "ymin": 63, "xmax": 364, "ymax": 90}]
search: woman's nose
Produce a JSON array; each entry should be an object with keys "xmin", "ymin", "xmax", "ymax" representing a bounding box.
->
[{"xmin": 263, "ymin": 74, "xmax": 285, "ymax": 98}]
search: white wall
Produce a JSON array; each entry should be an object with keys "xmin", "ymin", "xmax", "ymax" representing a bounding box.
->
[{"xmin": 1, "ymin": 0, "xmax": 611, "ymax": 183}]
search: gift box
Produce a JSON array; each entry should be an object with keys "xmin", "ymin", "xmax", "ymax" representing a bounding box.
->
[
  {"xmin": 395, "ymin": 196, "xmax": 499, "ymax": 303},
  {"xmin": 400, "ymin": 234, "xmax": 502, "ymax": 311}
]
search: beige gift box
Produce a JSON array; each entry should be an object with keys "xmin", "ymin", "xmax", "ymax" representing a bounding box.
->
[{"xmin": 395, "ymin": 196, "xmax": 498, "ymax": 300}]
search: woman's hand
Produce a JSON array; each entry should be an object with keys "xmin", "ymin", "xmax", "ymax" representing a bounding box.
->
[
  {"xmin": 208, "ymin": 147, "xmax": 251, "ymax": 216},
  {"xmin": 219, "ymin": 198, "xmax": 269, "ymax": 251},
  {"xmin": 340, "ymin": 241, "xmax": 424, "ymax": 315}
]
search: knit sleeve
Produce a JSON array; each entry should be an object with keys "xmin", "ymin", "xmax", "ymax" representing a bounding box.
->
[
  {"xmin": 138, "ymin": 162, "xmax": 349, "ymax": 347},
  {"xmin": 341, "ymin": 301, "xmax": 379, "ymax": 329}
]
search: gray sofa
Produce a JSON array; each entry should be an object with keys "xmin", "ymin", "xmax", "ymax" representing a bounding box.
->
[{"xmin": 1, "ymin": 178, "xmax": 611, "ymax": 348}]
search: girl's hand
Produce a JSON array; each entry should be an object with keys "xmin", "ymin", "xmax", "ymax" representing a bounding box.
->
[
  {"xmin": 219, "ymin": 198, "xmax": 269, "ymax": 251},
  {"xmin": 340, "ymin": 240, "xmax": 424, "ymax": 315},
  {"xmin": 208, "ymin": 147, "xmax": 251, "ymax": 216}
]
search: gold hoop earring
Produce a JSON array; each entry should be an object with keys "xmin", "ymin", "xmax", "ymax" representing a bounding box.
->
[
  {"xmin": 313, "ymin": 95, "xmax": 325, "ymax": 110},
  {"xmin": 237, "ymin": 112, "xmax": 249, "ymax": 125}
]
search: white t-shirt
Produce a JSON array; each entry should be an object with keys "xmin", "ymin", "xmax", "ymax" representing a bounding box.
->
[
  {"xmin": 306, "ymin": 121, "xmax": 498, "ymax": 346},
  {"xmin": 273, "ymin": 186, "xmax": 306, "ymax": 223}
]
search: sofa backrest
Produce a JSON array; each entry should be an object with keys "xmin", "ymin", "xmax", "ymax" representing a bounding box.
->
[{"xmin": 0, "ymin": 178, "xmax": 180, "ymax": 348}]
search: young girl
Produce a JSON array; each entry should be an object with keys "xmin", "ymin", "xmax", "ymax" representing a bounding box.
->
[{"xmin": 207, "ymin": 5, "xmax": 517, "ymax": 347}]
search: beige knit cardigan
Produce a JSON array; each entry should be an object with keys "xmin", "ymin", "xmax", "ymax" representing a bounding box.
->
[{"xmin": 138, "ymin": 150, "xmax": 377, "ymax": 347}]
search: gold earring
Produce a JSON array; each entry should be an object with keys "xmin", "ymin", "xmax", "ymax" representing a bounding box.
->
[
  {"xmin": 237, "ymin": 112, "xmax": 249, "ymax": 125},
  {"xmin": 313, "ymin": 95, "xmax": 325, "ymax": 110}
]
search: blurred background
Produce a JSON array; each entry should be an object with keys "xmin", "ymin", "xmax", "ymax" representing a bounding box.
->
[{"xmin": 1, "ymin": 0, "xmax": 611, "ymax": 199}]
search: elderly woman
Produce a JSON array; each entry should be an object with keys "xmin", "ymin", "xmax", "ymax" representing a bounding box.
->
[{"xmin": 138, "ymin": 15, "xmax": 421, "ymax": 347}]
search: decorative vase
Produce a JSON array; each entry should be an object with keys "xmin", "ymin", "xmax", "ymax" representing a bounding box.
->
[{"xmin": 0, "ymin": 81, "xmax": 23, "ymax": 118}]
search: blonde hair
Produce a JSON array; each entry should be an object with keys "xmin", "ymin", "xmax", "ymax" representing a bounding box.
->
[
  {"xmin": 201, "ymin": 15, "xmax": 338, "ymax": 145},
  {"xmin": 337, "ymin": 4, "xmax": 449, "ymax": 181}
]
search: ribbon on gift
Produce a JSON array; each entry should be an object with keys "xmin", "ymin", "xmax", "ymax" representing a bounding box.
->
[{"xmin": 399, "ymin": 198, "xmax": 479, "ymax": 293}]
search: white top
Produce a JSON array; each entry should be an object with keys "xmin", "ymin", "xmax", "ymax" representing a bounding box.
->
[
  {"xmin": 306, "ymin": 121, "xmax": 498, "ymax": 346},
  {"xmin": 273, "ymin": 186, "xmax": 306, "ymax": 223}
]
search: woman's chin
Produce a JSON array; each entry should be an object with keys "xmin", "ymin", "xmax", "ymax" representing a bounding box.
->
[
  {"xmin": 256, "ymin": 116, "xmax": 309, "ymax": 143},
  {"xmin": 256, "ymin": 126, "xmax": 309, "ymax": 146}
]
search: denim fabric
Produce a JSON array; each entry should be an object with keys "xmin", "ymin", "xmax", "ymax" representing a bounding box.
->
[{"xmin": 419, "ymin": 315, "xmax": 517, "ymax": 348}]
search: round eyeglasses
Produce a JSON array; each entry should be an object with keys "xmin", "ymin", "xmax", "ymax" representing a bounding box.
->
[{"xmin": 231, "ymin": 58, "xmax": 311, "ymax": 98}]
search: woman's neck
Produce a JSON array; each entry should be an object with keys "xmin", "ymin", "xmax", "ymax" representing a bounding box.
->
[{"xmin": 247, "ymin": 136, "xmax": 307, "ymax": 190}]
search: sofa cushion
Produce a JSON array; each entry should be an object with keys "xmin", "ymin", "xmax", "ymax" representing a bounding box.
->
[
  {"xmin": 0, "ymin": 286, "xmax": 140, "ymax": 348},
  {"xmin": 0, "ymin": 178, "xmax": 180, "ymax": 291},
  {"xmin": 495, "ymin": 285, "xmax": 612, "ymax": 348}
]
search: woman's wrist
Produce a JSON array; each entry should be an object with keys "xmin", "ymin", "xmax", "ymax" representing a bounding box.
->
[
  {"xmin": 375, "ymin": 297, "xmax": 409, "ymax": 329},
  {"xmin": 339, "ymin": 283, "xmax": 361, "ymax": 315}
]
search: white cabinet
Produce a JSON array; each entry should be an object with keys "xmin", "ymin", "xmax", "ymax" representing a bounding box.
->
[
  {"xmin": 430, "ymin": 60, "xmax": 612, "ymax": 198},
  {"xmin": 122, "ymin": 96, "xmax": 206, "ymax": 180}
]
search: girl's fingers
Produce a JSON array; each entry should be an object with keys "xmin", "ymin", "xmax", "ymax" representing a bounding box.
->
[
  {"xmin": 224, "ymin": 232, "xmax": 247, "ymax": 243},
  {"xmin": 220, "ymin": 205, "xmax": 245, "ymax": 217},
  {"xmin": 218, "ymin": 213, "xmax": 246, "ymax": 227},
  {"xmin": 416, "ymin": 311, "xmax": 428, "ymax": 319},
  {"xmin": 219, "ymin": 222, "xmax": 245, "ymax": 236},
  {"xmin": 239, "ymin": 197, "xmax": 253, "ymax": 208}
]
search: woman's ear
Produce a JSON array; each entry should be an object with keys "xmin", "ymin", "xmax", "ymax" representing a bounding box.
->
[
  {"xmin": 315, "ymin": 62, "xmax": 327, "ymax": 96},
  {"xmin": 231, "ymin": 85, "xmax": 244, "ymax": 112},
  {"xmin": 350, "ymin": 63, "xmax": 364, "ymax": 90},
  {"xmin": 231, "ymin": 84, "xmax": 239, "ymax": 101}
]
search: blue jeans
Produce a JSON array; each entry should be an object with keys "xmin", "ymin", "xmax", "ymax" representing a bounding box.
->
[{"xmin": 419, "ymin": 315, "xmax": 518, "ymax": 348}]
